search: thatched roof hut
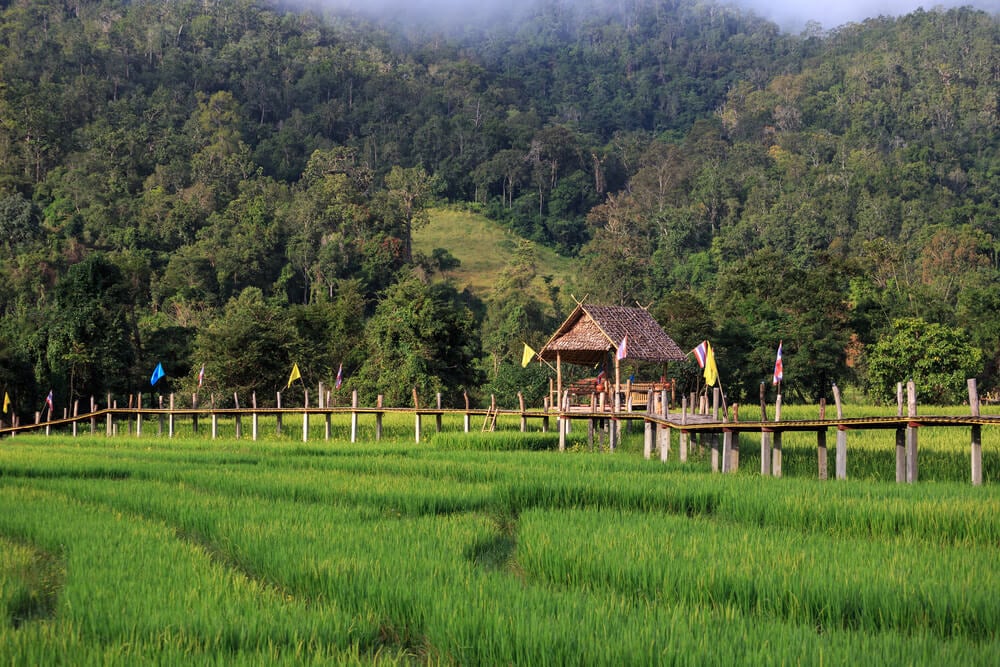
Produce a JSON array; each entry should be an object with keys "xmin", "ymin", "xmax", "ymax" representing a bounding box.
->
[{"xmin": 540, "ymin": 303, "xmax": 686, "ymax": 366}]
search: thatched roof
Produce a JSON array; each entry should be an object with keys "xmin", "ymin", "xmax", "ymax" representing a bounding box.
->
[{"xmin": 539, "ymin": 304, "xmax": 686, "ymax": 366}]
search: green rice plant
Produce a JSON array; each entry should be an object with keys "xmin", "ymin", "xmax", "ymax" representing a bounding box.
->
[
  {"xmin": 432, "ymin": 431, "xmax": 559, "ymax": 451},
  {"xmin": 516, "ymin": 507, "xmax": 1000, "ymax": 640}
]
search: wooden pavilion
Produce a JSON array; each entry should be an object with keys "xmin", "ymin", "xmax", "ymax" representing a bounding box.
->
[{"xmin": 538, "ymin": 303, "xmax": 686, "ymax": 410}]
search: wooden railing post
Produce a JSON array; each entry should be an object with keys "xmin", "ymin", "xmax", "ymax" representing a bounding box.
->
[
  {"xmin": 351, "ymin": 390, "xmax": 359, "ymax": 443},
  {"xmin": 252, "ymin": 392, "xmax": 258, "ymax": 441},
  {"xmin": 275, "ymin": 391, "xmax": 283, "ymax": 437},
  {"xmin": 302, "ymin": 389, "xmax": 309, "ymax": 443},
  {"xmin": 168, "ymin": 394, "xmax": 175, "ymax": 438},
  {"xmin": 376, "ymin": 394, "xmax": 384, "ymax": 441},
  {"xmin": 436, "ymin": 393, "xmax": 443, "ymax": 433},
  {"xmin": 234, "ymin": 393, "xmax": 242, "ymax": 439},
  {"xmin": 969, "ymin": 378, "xmax": 982, "ymax": 486},
  {"xmin": 192, "ymin": 393, "xmax": 199, "ymax": 435},
  {"xmin": 833, "ymin": 384, "xmax": 847, "ymax": 480},
  {"xmin": 906, "ymin": 380, "xmax": 918, "ymax": 483}
]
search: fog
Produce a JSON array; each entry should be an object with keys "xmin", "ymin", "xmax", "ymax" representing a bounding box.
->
[{"xmin": 305, "ymin": 0, "xmax": 1000, "ymax": 32}]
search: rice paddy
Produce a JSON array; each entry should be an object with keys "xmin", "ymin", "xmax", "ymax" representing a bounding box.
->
[{"xmin": 1, "ymin": 408, "xmax": 998, "ymax": 664}]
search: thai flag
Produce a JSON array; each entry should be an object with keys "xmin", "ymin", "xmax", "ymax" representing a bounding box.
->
[
  {"xmin": 45, "ymin": 390, "xmax": 53, "ymax": 413},
  {"xmin": 772, "ymin": 342, "xmax": 783, "ymax": 385},
  {"xmin": 198, "ymin": 364, "xmax": 205, "ymax": 388},
  {"xmin": 335, "ymin": 363, "xmax": 343, "ymax": 390},
  {"xmin": 692, "ymin": 341, "xmax": 709, "ymax": 368},
  {"xmin": 616, "ymin": 335, "xmax": 628, "ymax": 361}
]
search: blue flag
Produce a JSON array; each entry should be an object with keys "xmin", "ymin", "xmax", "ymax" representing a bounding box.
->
[{"xmin": 150, "ymin": 362, "xmax": 165, "ymax": 386}]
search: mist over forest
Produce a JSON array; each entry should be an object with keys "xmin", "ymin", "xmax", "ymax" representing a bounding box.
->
[{"xmin": 0, "ymin": 0, "xmax": 998, "ymax": 412}]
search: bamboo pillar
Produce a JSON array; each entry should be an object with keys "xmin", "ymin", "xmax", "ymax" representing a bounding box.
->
[
  {"xmin": 192, "ymin": 393, "xmax": 199, "ymax": 435},
  {"xmin": 679, "ymin": 396, "xmax": 689, "ymax": 462},
  {"xmin": 463, "ymin": 392, "xmax": 470, "ymax": 433},
  {"xmin": 275, "ymin": 391, "xmax": 282, "ymax": 437},
  {"xmin": 771, "ymin": 394, "xmax": 782, "ymax": 477},
  {"xmin": 136, "ymin": 394, "xmax": 142, "ymax": 437},
  {"xmin": 817, "ymin": 399, "xmax": 827, "ymax": 480},
  {"xmin": 351, "ymin": 390, "xmax": 359, "ymax": 443},
  {"xmin": 252, "ymin": 392, "xmax": 258, "ymax": 441},
  {"xmin": 658, "ymin": 390, "xmax": 670, "ymax": 462},
  {"xmin": 833, "ymin": 384, "xmax": 847, "ymax": 480},
  {"xmin": 559, "ymin": 390, "xmax": 568, "ymax": 452},
  {"xmin": 71, "ymin": 400, "xmax": 78, "ymax": 437},
  {"xmin": 302, "ymin": 389, "xmax": 309, "ymax": 443},
  {"xmin": 969, "ymin": 378, "xmax": 982, "ymax": 486},
  {"xmin": 721, "ymin": 430, "xmax": 733, "ymax": 472},
  {"xmin": 760, "ymin": 384, "xmax": 771, "ymax": 476},
  {"xmin": 376, "ymin": 395, "xmax": 384, "ymax": 441},
  {"xmin": 895, "ymin": 428, "xmax": 906, "ymax": 483},
  {"xmin": 413, "ymin": 388, "xmax": 421, "ymax": 444},
  {"xmin": 106, "ymin": 394, "xmax": 113, "ymax": 436},
  {"xmin": 234, "ymin": 393, "xmax": 242, "ymax": 439},
  {"xmin": 519, "ymin": 392, "xmax": 526, "ymax": 432},
  {"xmin": 643, "ymin": 393, "xmax": 654, "ymax": 460},
  {"xmin": 169, "ymin": 394, "xmax": 175, "ymax": 438},
  {"xmin": 436, "ymin": 393, "xmax": 443, "ymax": 433},
  {"xmin": 906, "ymin": 380, "xmax": 918, "ymax": 483},
  {"xmin": 157, "ymin": 396, "xmax": 164, "ymax": 436},
  {"xmin": 211, "ymin": 393, "xmax": 218, "ymax": 439},
  {"xmin": 321, "ymin": 382, "xmax": 330, "ymax": 441}
]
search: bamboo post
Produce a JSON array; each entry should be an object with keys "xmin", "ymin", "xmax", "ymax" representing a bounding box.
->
[
  {"xmin": 559, "ymin": 391, "xmax": 568, "ymax": 452},
  {"xmin": 897, "ymin": 382, "xmax": 904, "ymax": 417},
  {"xmin": 413, "ymin": 388, "xmax": 421, "ymax": 444},
  {"xmin": 712, "ymin": 388, "xmax": 720, "ymax": 421},
  {"xmin": 192, "ymin": 393, "xmax": 199, "ymax": 435},
  {"xmin": 321, "ymin": 382, "xmax": 330, "ymax": 441},
  {"xmin": 679, "ymin": 396, "xmax": 689, "ymax": 462},
  {"xmin": 906, "ymin": 380, "xmax": 918, "ymax": 483},
  {"xmin": 435, "ymin": 393, "xmax": 443, "ymax": 433},
  {"xmin": 895, "ymin": 428, "xmax": 906, "ymax": 482},
  {"xmin": 658, "ymin": 390, "xmax": 670, "ymax": 462},
  {"xmin": 70, "ymin": 400, "xmax": 77, "ymax": 437},
  {"xmin": 760, "ymin": 383, "xmax": 771, "ymax": 476},
  {"xmin": 463, "ymin": 392, "xmax": 470, "ymax": 433},
  {"xmin": 275, "ymin": 391, "xmax": 283, "ymax": 436},
  {"xmin": 211, "ymin": 393, "xmax": 218, "ymax": 440},
  {"xmin": 252, "ymin": 392, "xmax": 258, "ymax": 441},
  {"xmin": 90, "ymin": 396, "xmax": 96, "ymax": 434},
  {"xmin": 234, "ymin": 393, "xmax": 241, "ymax": 439},
  {"xmin": 771, "ymin": 394, "xmax": 782, "ymax": 477},
  {"xmin": 106, "ymin": 394, "xmax": 113, "ymax": 436},
  {"xmin": 833, "ymin": 384, "xmax": 846, "ymax": 480},
  {"xmin": 169, "ymin": 394, "xmax": 175, "ymax": 438},
  {"xmin": 969, "ymin": 378, "xmax": 982, "ymax": 486},
  {"xmin": 711, "ymin": 432, "xmax": 720, "ymax": 472},
  {"xmin": 817, "ymin": 399, "xmax": 827, "ymax": 480},
  {"xmin": 588, "ymin": 418, "xmax": 595, "ymax": 450},
  {"xmin": 136, "ymin": 394, "xmax": 142, "ymax": 437},
  {"xmin": 643, "ymin": 392, "xmax": 653, "ymax": 460},
  {"xmin": 302, "ymin": 389, "xmax": 309, "ymax": 443},
  {"xmin": 721, "ymin": 430, "xmax": 733, "ymax": 472},
  {"xmin": 519, "ymin": 392, "xmax": 526, "ymax": 432},
  {"xmin": 376, "ymin": 395, "xmax": 384, "ymax": 441},
  {"xmin": 351, "ymin": 390, "xmax": 359, "ymax": 443},
  {"xmin": 157, "ymin": 395, "xmax": 164, "ymax": 436}
]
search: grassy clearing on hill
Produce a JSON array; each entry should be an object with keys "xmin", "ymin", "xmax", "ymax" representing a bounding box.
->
[{"xmin": 413, "ymin": 207, "xmax": 578, "ymax": 302}]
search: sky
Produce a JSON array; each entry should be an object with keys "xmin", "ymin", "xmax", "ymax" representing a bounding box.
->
[
  {"xmin": 311, "ymin": 0, "xmax": 1000, "ymax": 32},
  {"xmin": 738, "ymin": 0, "xmax": 1000, "ymax": 31}
]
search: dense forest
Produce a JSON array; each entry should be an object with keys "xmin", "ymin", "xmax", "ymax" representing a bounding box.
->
[{"xmin": 0, "ymin": 0, "xmax": 998, "ymax": 413}]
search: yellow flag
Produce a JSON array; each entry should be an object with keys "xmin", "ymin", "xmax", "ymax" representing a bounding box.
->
[
  {"xmin": 287, "ymin": 363, "xmax": 301, "ymax": 388},
  {"xmin": 2, "ymin": 391, "xmax": 9, "ymax": 414},
  {"xmin": 521, "ymin": 343, "xmax": 536, "ymax": 368},
  {"xmin": 703, "ymin": 342, "xmax": 718, "ymax": 387}
]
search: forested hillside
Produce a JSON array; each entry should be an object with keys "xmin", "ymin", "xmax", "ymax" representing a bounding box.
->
[{"xmin": 0, "ymin": 0, "xmax": 997, "ymax": 411}]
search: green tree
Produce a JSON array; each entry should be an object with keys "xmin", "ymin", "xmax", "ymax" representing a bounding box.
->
[
  {"xmin": 865, "ymin": 317, "xmax": 983, "ymax": 405},
  {"xmin": 192, "ymin": 287, "xmax": 298, "ymax": 401},
  {"xmin": 45, "ymin": 254, "xmax": 138, "ymax": 403},
  {"xmin": 352, "ymin": 273, "xmax": 482, "ymax": 407}
]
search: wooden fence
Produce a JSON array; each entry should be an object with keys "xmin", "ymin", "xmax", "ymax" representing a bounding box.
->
[{"xmin": 2, "ymin": 380, "xmax": 997, "ymax": 486}]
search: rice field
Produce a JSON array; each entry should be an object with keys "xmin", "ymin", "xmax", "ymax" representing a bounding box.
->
[{"xmin": 1, "ymin": 409, "xmax": 998, "ymax": 664}]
